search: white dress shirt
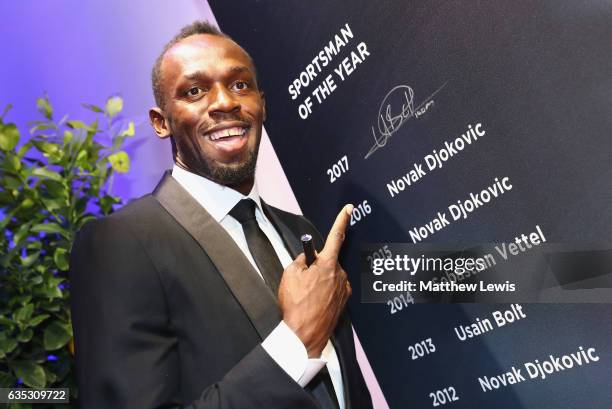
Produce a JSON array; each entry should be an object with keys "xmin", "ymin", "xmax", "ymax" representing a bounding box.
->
[{"xmin": 172, "ymin": 165, "xmax": 345, "ymax": 408}]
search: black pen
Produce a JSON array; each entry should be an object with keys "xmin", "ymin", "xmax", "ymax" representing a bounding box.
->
[{"xmin": 301, "ymin": 234, "xmax": 316, "ymax": 266}]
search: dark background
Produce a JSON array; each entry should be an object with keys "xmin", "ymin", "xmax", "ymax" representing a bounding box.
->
[{"xmin": 210, "ymin": 1, "xmax": 612, "ymax": 407}]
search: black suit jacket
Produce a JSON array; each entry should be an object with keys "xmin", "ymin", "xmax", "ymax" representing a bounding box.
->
[{"xmin": 70, "ymin": 173, "xmax": 373, "ymax": 409}]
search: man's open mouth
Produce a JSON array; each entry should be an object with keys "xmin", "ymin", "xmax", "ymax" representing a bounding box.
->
[
  {"xmin": 207, "ymin": 126, "xmax": 248, "ymax": 141},
  {"xmin": 203, "ymin": 124, "xmax": 251, "ymax": 155}
]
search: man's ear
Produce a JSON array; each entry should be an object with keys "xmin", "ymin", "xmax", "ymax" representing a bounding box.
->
[
  {"xmin": 260, "ymin": 91, "xmax": 266, "ymax": 122},
  {"xmin": 149, "ymin": 107, "xmax": 171, "ymax": 139}
]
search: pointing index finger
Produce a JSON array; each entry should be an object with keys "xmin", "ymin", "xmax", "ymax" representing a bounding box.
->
[{"xmin": 321, "ymin": 204, "xmax": 353, "ymax": 258}]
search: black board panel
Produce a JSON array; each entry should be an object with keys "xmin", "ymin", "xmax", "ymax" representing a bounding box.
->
[{"xmin": 209, "ymin": 1, "xmax": 612, "ymax": 407}]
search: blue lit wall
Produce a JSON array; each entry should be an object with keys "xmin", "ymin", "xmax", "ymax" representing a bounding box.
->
[{"xmin": 0, "ymin": 0, "xmax": 216, "ymax": 200}]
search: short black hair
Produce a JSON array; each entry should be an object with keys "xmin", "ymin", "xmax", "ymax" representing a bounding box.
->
[{"xmin": 151, "ymin": 21, "xmax": 229, "ymax": 109}]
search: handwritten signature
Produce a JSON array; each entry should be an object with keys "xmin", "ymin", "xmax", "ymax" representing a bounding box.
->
[{"xmin": 364, "ymin": 82, "xmax": 447, "ymax": 159}]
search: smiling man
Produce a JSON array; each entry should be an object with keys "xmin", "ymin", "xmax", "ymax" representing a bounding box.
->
[
  {"xmin": 149, "ymin": 28, "xmax": 264, "ymax": 195},
  {"xmin": 69, "ymin": 21, "xmax": 373, "ymax": 409}
]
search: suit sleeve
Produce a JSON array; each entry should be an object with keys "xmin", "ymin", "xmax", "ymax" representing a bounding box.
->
[{"xmin": 70, "ymin": 217, "xmax": 320, "ymax": 409}]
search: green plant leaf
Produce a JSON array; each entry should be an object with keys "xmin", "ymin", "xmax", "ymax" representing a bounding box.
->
[
  {"xmin": 39, "ymin": 300, "xmax": 61, "ymax": 312},
  {"xmin": 17, "ymin": 329, "xmax": 34, "ymax": 343},
  {"xmin": 30, "ymin": 275, "xmax": 44, "ymax": 285},
  {"xmin": 0, "ymin": 123, "xmax": 20, "ymax": 151},
  {"xmin": 14, "ymin": 304, "xmax": 34, "ymax": 323},
  {"xmin": 10, "ymin": 361, "xmax": 46, "ymax": 388},
  {"xmin": 121, "ymin": 121, "xmax": 135, "ymax": 137},
  {"xmin": 0, "ymin": 213, "xmax": 12, "ymax": 230},
  {"xmin": 32, "ymin": 140, "xmax": 60, "ymax": 155},
  {"xmin": 0, "ymin": 370, "xmax": 15, "ymax": 388},
  {"xmin": 31, "ymin": 223, "xmax": 69, "ymax": 239},
  {"xmin": 108, "ymin": 151, "xmax": 129, "ymax": 173},
  {"xmin": 41, "ymin": 196, "xmax": 66, "ymax": 212},
  {"xmin": 89, "ymin": 119, "xmax": 100, "ymax": 134},
  {"xmin": 29, "ymin": 122, "xmax": 56, "ymax": 134},
  {"xmin": 0, "ymin": 248, "xmax": 18, "ymax": 268},
  {"xmin": 77, "ymin": 215, "xmax": 97, "ymax": 229},
  {"xmin": 36, "ymin": 96, "xmax": 53, "ymax": 120},
  {"xmin": 105, "ymin": 96, "xmax": 123, "ymax": 118},
  {"xmin": 1, "ymin": 103, "xmax": 13, "ymax": 120},
  {"xmin": 0, "ymin": 316, "xmax": 15, "ymax": 328},
  {"xmin": 3, "ymin": 175, "xmax": 21, "ymax": 190},
  {"xmin": 43, "ymin": 321, "xmax": 72, "ymax": 350},
  {"xmin": 40, "ymin": 179, "xmax": 66, "ymax": 198},
  {"xmin": 29, "ymin": 314, "xmax": 50, "ymax": 327},
  {"xmin": 13, "ymin": 222, "xmax": 32, "ymax": 246},
  {"xmin": 6, "ymin": 152, "xmax": 22, "ymax": 171},
  {"xmin": 75, "ymin": 149, "xmax": 89, "ymax": 169},
  {"xmin": 20, "ymin": 197, "xmax": 34, "ymax": 209},
  {"xmin": 67, "ymin": 120, "xmax": 93, "ymax": 132},
  {"xmin": 20, "ymin": 250, "xmax": 41, "ymax": 267},
  {"xmin": 0, "ymin": 332, "xmax": 19, "ymax": 355},
  {"xmin": 16, "ymin": 140, "xmax": 32, "ymax": 158},
  {"xmin": 35, "ymin": 277, "xmax": 64, "ymax": 300},
  {"xmin": 26, "ymin": 240, "xmax": 42, "ymax": 250},
  {"xmin": 113, "ymin": 121, "xmax": 136, "ymax": 149},
  {"xmin": 43, "ymin": 368, "xmax": 57, "ymax": 385},
  {"xmin": 99, "ymin": 195, "xmax": 120, "ymax": 214},
  {"xmin": 53, "ymin": 248, "xmax": 69, "ymax": 271},
  {"xmin": 0, "ymin": 191, "xmax": 15, "ymax": 209},
  {"xmin": 81, "ymin": 103, "xmax": 104, "ymax": 113},
  {"xmin": 63, "ymin": 130, "xmax": 73, "ymax": 145},
  {"xmin": 14, "ymin": 295, "xmax": 33, "ymax": 306},
  {"xmin": 32, "ymin": 167, "xmax": 62, "ymax": 182}
]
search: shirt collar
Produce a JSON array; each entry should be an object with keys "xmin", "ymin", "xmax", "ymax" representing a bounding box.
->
[{"xmin": 171, "ymin": 164, "xmax": 264, "ymax": 223}]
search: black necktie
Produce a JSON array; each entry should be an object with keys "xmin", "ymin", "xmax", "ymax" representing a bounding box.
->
[
  {"xmin": 307, "ymin": 367, "xmax": 341, "ymax": 409},
  {"xmin": 230, "ymin": 199, "xmax": 340, "ymax": 409},
  {"xmin": 230, "ymin": 199, "xmax": 283, "ymax": 295}
]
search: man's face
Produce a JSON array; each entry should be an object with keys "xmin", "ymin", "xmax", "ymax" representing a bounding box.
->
[{"xmin": 154, "ymin": 34, "xmax": 265, "ymax": 187}]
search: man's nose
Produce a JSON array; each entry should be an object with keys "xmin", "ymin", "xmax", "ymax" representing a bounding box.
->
[{"xmin": 207, "ymin": 84, "xmax": 240, "ymax": 115}]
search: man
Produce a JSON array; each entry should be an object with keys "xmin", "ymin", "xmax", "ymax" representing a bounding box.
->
[{"xmin": 70, "ymin": 21, "xmax": 373, "ymax": 409}]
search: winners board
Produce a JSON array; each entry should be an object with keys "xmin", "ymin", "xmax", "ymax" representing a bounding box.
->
[{"xmin": 210, "ymin": 1, "xmax": 612, "ymax": 407}]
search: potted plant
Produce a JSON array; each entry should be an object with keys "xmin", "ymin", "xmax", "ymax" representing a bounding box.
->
[{"xmin": 0, "ymin": 95, "xmax": 134, "ymax": 407}]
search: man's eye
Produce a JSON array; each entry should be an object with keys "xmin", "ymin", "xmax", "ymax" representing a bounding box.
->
[
  {"xmin": 186, "ymin": 87, "xmax": 203, "ymax": 97},
  {"xmin": 232, "ymin": 81, "xmax": 249, "ymax": 91}
]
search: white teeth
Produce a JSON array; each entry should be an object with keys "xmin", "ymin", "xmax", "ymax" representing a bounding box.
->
[{"xmin": 208, "ymin": 127, "xmax": 247, "ymax": 141}]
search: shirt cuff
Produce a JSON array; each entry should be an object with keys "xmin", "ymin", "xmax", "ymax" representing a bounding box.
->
[{"xmin": 262, "ymin": 321, "xmax": 328, "ymax": 387}]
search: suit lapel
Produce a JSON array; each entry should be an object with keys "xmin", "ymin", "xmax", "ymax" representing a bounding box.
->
[
  {"xmin": 261, "ymin": 201, "xmax": 303, "ymax": 258},
  {"xmin": 152, "ymin": 172, "xmax": 281, "ymax": 340},
  {"xmin": 331, "ymin": 318, "xmax": 354, "ymax": 409}
]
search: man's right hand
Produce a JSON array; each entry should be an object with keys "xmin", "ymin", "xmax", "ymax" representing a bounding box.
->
[{"xmin": 278, "ymin": 204, "xmax": 354, "ymax": 358}]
